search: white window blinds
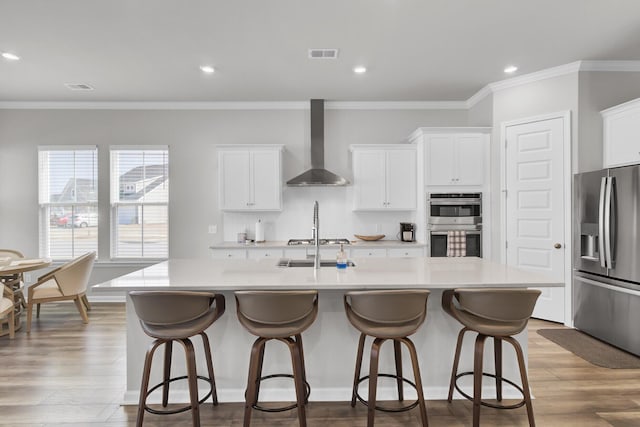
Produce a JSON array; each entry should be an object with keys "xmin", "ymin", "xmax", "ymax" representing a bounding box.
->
[
  {"xmin": 38, "ymin": 146, "xmax": 98, "ymax": 259},
  {"xmin": 110, "ymin": 147, "xmax": 169, "ymax": 259}
]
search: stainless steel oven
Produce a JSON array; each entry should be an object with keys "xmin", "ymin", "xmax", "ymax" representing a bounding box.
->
[{"xmin": 428, "ymin": 193, "xmax": 482, "ymax": 257}]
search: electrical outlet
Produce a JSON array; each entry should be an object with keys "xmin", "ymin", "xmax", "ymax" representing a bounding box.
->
[{"xmin": 208, "ymin": 225, "xmax": 217, "ymax": 234}]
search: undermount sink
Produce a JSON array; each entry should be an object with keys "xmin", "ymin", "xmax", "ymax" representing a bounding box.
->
[{"xmin": 277, "ymin": 258, "xmax": 356, "ymax": 268}]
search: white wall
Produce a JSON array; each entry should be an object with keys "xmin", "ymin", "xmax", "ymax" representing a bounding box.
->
[{"xmin": 0, "ymin": 107, "xmax": 467, "ymax": 276}]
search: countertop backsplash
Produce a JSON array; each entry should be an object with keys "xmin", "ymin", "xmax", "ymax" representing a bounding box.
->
[{"xmin": 221, "ymin": 186, "xmax": 418, "ymax": 243}]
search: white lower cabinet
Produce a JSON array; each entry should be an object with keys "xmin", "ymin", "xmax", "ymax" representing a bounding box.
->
[
  {"xmin": 210, "ymin": 249, "xmax": 246, "ymax": 259},
  {"xmin": 283, "ymin": 248, "xmax": 308, "ymax": 259},
  {"xmin": 388, "ymin": 247, "xmax": 425, "ymax": 257},
  {"xmin": 212, "ymin": 245, "xmax": 426, "ymax": 260},
  {"xmin": 350, "ymin": 248, "xmax": 387, "ymax": 258},
  {"xmin": 247, "ymin": 249, "xmax": 284, "ymax": 260}
]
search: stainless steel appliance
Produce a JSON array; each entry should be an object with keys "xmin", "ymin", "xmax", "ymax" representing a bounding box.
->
[
  {"xmin": 574, "ymin": 165, "xmax": 640, "ymax": 355},
  {"xmin": 400, "ymin": 222, "xmax": 416, "ymax": 242},
  {"xmin": 428, "ymin": 193, "xmax": 482, "ymax": 257}
]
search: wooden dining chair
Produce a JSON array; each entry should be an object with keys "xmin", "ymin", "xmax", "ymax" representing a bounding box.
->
[
  {"xmin": 0, "ymin": 284, "xmax": 16, "ymax": 339},
  {"xmin": 26, "ymin": 251, "xmax": 96, "ymax": 332},
  {"xmin": 0, "ymin": 249, "xmax": 26, "ymax": 309}
]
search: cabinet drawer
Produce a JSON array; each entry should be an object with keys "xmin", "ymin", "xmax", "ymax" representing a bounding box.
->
[
  {"xmin": 210, "ymin": 249, "xmax": 246, "ymax": 259},
  {"xmin": 351, "ymin": 248, "xmax": 387, "ymax": 258},
  {"xmin": 247, "ymin": 249, "xmax": 284, "ymax": 260},
  {"xmin": 388, "ymin": 247, "xmax": 424, "ymax": 258}
]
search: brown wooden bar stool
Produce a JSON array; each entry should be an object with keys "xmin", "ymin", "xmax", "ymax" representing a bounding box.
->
[
  {"xmin": 442, "ymin": 288, "xmax": 541, "ymax": 427},
  {"xmin": 129, "ymin": 291, "xmax": 225, "ymax": 427},
  {"xmin": 235, "ymin": 290, "xmax": 318, "ymax": 427},
  {"xmin": 344, "ymin": 289, "xmax": 430, "ymax": 427}
]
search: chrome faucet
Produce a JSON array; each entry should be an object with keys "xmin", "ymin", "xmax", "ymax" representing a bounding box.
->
[{"xmin": 312, "ymin": 201, "xmax": 320, "ymax": 269}]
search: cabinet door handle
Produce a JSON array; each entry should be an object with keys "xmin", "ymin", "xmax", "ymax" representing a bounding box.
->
[{"xmin": 227, "ymin": 254, "xmax": 232, "ymax": 257}]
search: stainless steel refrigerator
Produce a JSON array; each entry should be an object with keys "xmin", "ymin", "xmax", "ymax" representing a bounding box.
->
[{"xmin": 574, "ymin": 165, "xmax": 640, "ymax": 356}]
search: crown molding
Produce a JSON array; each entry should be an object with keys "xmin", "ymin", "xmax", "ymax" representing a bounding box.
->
[
  {"xmin": 2, "ymin": 61, "xmax": 640, "ymax": 111},
  {"xmin": 0, "ymin": 100, "xmax": 467, "ymax": 110},
  {"xmin": 325, "ymin": 101, "xmax": 467, "ymax": 110}
]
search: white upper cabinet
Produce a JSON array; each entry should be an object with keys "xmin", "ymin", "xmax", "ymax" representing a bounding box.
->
[
  {"xmin": 409, "ymin": 128, "xmax": 490, "ymax": 187},
  {"xmin": 218, "ymin": 145, "xmax": 283, "ymax": 211},
  {"xmin": 602, "ymin": 98, "xmax": 640, "ymax": 168},
  {"xmin": 351, "ymin": 145, "xmax": 417, "ymax": 211}
]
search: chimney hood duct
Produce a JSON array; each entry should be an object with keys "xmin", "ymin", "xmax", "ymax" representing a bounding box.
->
[{"xmin": 286, "ymin": 99, "xmax": 349, "ymax": 186}]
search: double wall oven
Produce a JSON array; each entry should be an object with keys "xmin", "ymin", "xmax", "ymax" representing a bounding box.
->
[{"xmin": 428, "ymin": 193, "xmax": 482, "ymax": 257}]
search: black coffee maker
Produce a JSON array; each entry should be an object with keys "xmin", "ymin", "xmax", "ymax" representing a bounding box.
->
[{"xmin": 400, "ymin": 222, "xmax": 416, "ymax": 242}]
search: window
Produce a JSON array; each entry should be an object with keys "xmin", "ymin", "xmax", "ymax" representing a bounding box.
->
[
  {"xmin": 38, "ymin": 146, "xmax": 98, "ymax": 259},
  {"xmin": 111, "ymin": 147, "xmax": 169, "ymax": 259}
]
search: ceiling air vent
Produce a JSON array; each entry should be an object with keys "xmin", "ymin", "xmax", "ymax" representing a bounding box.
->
[
  {"xmin": 308, "ymin": 49, "xmax": 338, "ymax": 59},
  {"xmin": 64, "ymin": 83, "xmax": 94, "ymax": 91}
]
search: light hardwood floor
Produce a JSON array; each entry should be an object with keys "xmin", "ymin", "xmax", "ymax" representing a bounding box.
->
[{"xmin": 1, "ymin": 302, "xmax": 640, "ymax": 426}]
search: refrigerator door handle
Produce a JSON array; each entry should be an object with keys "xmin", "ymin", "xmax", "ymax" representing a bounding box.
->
[
  {"xmin": 598, "ymin": 176, "xmax": 607, "ymax": 268},
  {"xmin": 604, "ymin": 176, "xmax": 614, "ymax": 269}
]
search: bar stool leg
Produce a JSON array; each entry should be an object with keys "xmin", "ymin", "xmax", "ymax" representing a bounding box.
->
[
  {"xmin": 494, "ymin": 337, "xmax": 503, "ymax": 401},
  {"xmin": 448, "ymin": 327, "xmax": 468, "ymax": 402},
  {"xmin": 368, "ymin": 338, "xmax": 385, "ymax": 427},
  {"xmin": 244, "ymin": 337, "xmax": 266, "ymax": 427},
  {"xmin": 473, "ymin": 334, "xmax": 487, "ymax": 427},
  {"xmin": 393, "ymin": 339, "xmax": 404, "ymax": 401},
  {"xmin": 295, "ymin": 334, "xmax": 309, "ymax": 404},
  {"xmin": 137, "ymin": 340, "xmax": 163, "ymax": 427},
  {"xmin": 505, "ymin": 336, "xmax": 536, "ymax": 427},
  {"xmin": 351, "ymin": 333, "xmax": 367, "ymax": 407},
  {"xmin": 178, "ymin": 338, "xmax": 201, "ymax": 427},
  {"xmin": 401, "ymin": 337, "xmax": 429, "ymax": 427},
  {"xmin": 200, "ymin": 332, "xmax": 218, "ymax": 405},
  {"xmin": 286, "ymin": 337, "xmax": 308, "ymax": 427},
  {"xmin": 162, "ymin": 341, "xmax": 173, "ymax": 407}
]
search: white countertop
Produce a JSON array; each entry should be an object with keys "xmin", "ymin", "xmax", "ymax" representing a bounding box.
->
[
  {"xmin": 93, "ymin": 256, "xmax": 562, "ymax": 292},
  {"xmin": 210, "ymin": 240, "xmax": 426, "ymax": 249}
]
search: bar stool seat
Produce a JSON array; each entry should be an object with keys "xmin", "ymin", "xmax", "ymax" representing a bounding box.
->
[
  {"xmin": 129, "ymin": 291, "xmax": 225, "ymax": 427},
  {"xmin": 235, "ymin": 290, "xmax": 318, "ymax": 427},
  {"xmin": 442, "ymin": 288, "xmax": 541, "ymax": 427},
  {"xmin": 344, "ymin": 289, "xmax": 430, "ymax": 427}
]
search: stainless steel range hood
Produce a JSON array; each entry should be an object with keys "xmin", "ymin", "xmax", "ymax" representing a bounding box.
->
[{"xmin": 287, "ymin": 99, "xmax": 349, "ymax": 186}]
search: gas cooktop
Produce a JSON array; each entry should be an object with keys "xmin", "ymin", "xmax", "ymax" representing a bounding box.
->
[{"xmin": 287, "ymin": 238, "xmax": 351, "ymax": 246}]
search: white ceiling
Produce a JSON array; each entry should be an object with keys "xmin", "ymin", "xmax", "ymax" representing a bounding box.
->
[{"xmin": 1, "ymin": 0, "xmax": 640, "ymax": 103}]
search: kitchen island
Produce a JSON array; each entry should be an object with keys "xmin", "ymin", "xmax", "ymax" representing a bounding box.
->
[{"xmin": 93, "ymin": 256, "xmax": 562, "ymax": 404}]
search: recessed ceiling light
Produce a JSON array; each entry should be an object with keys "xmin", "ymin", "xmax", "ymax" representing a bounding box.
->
[
  {"xmin": 504, "ymin": 65, "xmax": 518, "ymax": 74},
  {"xmin": 1, "ymin": 52, "xmax": 20, "ymax": 61},
  {"xmin": 200, "ymin": 65, "xmax": 215, "ymax": 74},
  {"xmin": 353, "ymin": 66, "xmax": 367, "ymax": 74}
]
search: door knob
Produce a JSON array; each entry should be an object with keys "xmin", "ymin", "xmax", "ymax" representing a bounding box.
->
[{"xmin": 554, "ymin": 243, "xmax": 562, "ymax": 249}]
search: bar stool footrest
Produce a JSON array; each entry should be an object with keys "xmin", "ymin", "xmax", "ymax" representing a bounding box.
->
[
  {"xmin": 251, "ymin": 373, "xmax": 311, "ymax": 413},
  {"xmin": 144, "ymin": 375, "xmax": 213, "ymax": 415},
  {"xmin": 355, "ymin": 373, "xmax": 420, "ymax": 413},
  {"xmin": 454, "ymin": 371, "xmax": 526, "ymax": 410}
]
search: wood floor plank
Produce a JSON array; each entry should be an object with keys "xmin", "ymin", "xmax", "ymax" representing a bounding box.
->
[{"xmin": 2, "ymin": 305, "xmax": 640, "ymax": 425}]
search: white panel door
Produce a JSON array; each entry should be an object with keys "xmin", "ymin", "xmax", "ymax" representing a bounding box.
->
[
  {"xmin": 219, "ymin": 150, "xmax": 250, "ymax": 210},
  {"xmin": 426, "ymin": 135, "xmax": 455, "ymax": 185},
  {"xmin": 456, "ymin": 135, "xmax": 484, "ymax": 185},
  {"xmin": 251, "ymin": 150, "xmax": 281, "ymax": 210},
  {"xmin": 505, "ymin": 117, "xmax": 565, "ymax": 323},
  {"xmin": 353, "ymin": 150, "xmax": 386, "ymax": 210},
  {"xmin": 385, "ymin": 149, "xmax": 416, "ymax": 210}
]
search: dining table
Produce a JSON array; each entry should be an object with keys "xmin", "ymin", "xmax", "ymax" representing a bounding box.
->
[{"xmin": 0, "ymin": 258, "xmax": 52, "ymax": 335}]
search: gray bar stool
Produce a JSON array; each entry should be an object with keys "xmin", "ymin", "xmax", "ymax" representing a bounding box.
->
[
  {"xmin": 129, "ymin": 291, "xmax": 225, "ymax": 427},
  {"xmin": 344, "ymin": 289, "xmax": 430, "ymax": 427},
  {"xmin": 235, "ymin": 290, "xmax": 318, "ymax": 427},
  {"xmin": 442, "ymin": 288, "xmax": 541, "ymax": 427}
]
